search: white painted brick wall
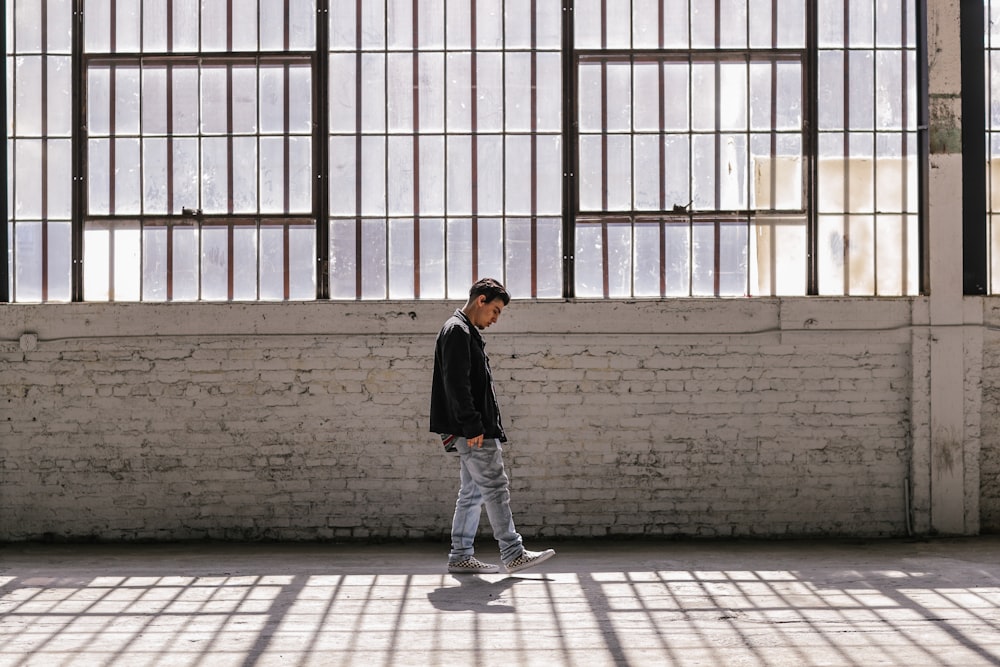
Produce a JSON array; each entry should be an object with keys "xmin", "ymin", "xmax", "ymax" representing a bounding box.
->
[
  {"xmin": 0, "ymin": 298, "xmax": 988, "ymax": 541},
  {"xmin": 980, "ymin": 305, "xmax": 1000, "ymax": 532}
]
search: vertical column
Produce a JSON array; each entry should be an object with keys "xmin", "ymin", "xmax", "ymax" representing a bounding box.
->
[{"xmin": 920, "ymin": 0, "xmax": 980, "ymax": 535}]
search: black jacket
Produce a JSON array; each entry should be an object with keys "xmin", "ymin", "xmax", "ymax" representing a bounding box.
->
[{"xmin": 429, "ymin": 309, "xmax": 507, "ymax": 441}]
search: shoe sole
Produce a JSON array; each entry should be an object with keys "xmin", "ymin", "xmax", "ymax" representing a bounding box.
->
[
  {"xmin": 505, "ymin": 550, "xmax": 555, "ymax": 573},
  {"xmin": 448, "ymin": 565, "xmax": 500, "ymax": 574}
]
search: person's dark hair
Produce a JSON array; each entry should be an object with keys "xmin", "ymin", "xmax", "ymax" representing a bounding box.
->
[{"xmin": 469, "ymin": 277, "xmax": 510, "ymax": 306}]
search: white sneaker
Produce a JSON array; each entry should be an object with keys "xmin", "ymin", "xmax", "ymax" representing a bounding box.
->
[{"xmin": 504, "ymin": 548, "xmax": 555, "ymax": 573}]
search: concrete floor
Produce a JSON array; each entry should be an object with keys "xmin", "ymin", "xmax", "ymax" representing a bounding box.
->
[{"xmin": 0, "ymin": 537, "xmax": 999, "ymax": 667}]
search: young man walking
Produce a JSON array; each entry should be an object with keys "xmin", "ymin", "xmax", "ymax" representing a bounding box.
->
[{"xmin": 430, "ymin": 278, "xmax": 555, "ymax": 574}]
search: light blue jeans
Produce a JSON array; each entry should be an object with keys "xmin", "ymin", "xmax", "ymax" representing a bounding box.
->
[{"xmin": 448, "ymin": 437, "xmax": 523, "ymax": 564}]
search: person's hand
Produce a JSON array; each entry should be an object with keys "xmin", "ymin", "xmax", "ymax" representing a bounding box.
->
[{"xmin": 468, "ymin": 434, "xmax": 484, "ymax": 448}]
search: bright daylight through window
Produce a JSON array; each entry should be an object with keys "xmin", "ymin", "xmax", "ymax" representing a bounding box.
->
[{"xmin": 4, "ymin": 0, "xmax": 921, "ymax": 302}]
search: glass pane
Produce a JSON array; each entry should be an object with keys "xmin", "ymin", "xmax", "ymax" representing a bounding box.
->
[
  {"xmin": 477, "ymin": 135, "xmax": 504, "ymax": 215},
  {"xmin": 607, "ymin": 224, "xmax": 632, "ymax": 297},
  {"xmin": 88, "ymin": 138, "xmax": 110, "ymax": 215},
  {"xmin": 388, "ymin": 219, "xmax": 415, "ymax": 298},
  {"xmin": 173, "ymin": 137, "xmax": 200, "ymax": 213},
  {"xmin": 114, "ymin": 138, "xmax": 142, "ymax": 215},
  {"xmin": 691, "ymin": 221, "xmax": 715, "ymax": 295},
  {"xmin": 233, "ymin": 137, "xmax": 259, "ymax": 214},
  {"xmin": 142, "ymin": 225, "xmax": 167, "ymax": 301},
  {"xmin": 14, "ymin": 221, "xmax": 43, "ymax": 302},
  {"xmin": 505, "ymin": 135, "xmax": 533, "ymax": 215},
  {"xmin": 172, "ymin": 226, "xmax": 200, "ymax": 300},
  {"xmin": 288, "ymin": 225, "xmax": 315, "ymax": 300},
  {"xmin": 504, "ymin": 217, "xmax": 532, "ymax": 298},
  {"xmin": 329, "ymin": 136, "xmax": 358, "ymax": 215},
  {"xmin": 48, "ymin": 56, "xmax": 73, "ymax": 136},
  {"xmin": 718, "ymin": 220, "xmax": 748, "ymax": 295},
  {"xmin": 172, "ymin": 67, "xmax": 200, "ymax": 134},
  {"xmin": 14, "ymin": 139, "xmax": 43, "ymax": 218},
  {"xmin": 259, "ymin": 224, "xmax": 285, "ymax": 300},
  {"xmin": 172, "ymin": 0, "xmax": 200, "ymax": 53},
  {"xmin": 233, "ymin": 68, "xmax": 258, "ymax": 134},
  {"xmin": 47, "ymin": 221, "xmax": 72, "ymax": 301},
  {"xmin": 361, "ymin": 219, "xmax": 387, "ymax": 299},
  {"xmin": 751, "ymin": 216, "xmax": 806, "ymax": 296},
  {"xmin": 418, "ymin": 135, "xmax": 445, "ymax": 216},
  {"xmin": 419, "ymin": 218, "xmax": 446, "ymax": 298},
  {"xmin": 208, "ymin": 220, "xmax": 242, "ymax": 285},
  {"xmin": 143, "ymin": 0, "xmax": 169, "ymax": 52},
  {"xmin": 113, "ymin": 225, "xmax": 142, "ymax": 301},
  {"xmin": 288, "ymin": 136, "xmax": 313, "ymax": 214},
  {"xmin": 447, "ymin": 135, "xmax": 472, "ymax": 215},
  {"xmin": 664, "ymin": 222, "xmax": 691, "ymax": 295},
  {"xmin": 87, "ymin": 65, "xmax": 111, "ymax": 136},
  {"xmin": 233, "ymin": 226, "xmax": 259, "ymax": 301},
  {"xmin": 202, "ymin": 137, "xmax": 229, "ymax": 213},
  {"xmin": 289, "ymin": 66, "xmax": 312, "ymax": 132},
  {"xmin": 260, "ymin": 136, "xmax": 286, "ymax": 213},
  {"xmin": 446, "ymin": 218, "xmax": 472, "ymax": 298},
  {"xmin": 476, "ymin": 217, "xmax": 504, "ymax": 280},
  {"xmin": 575, "ymin": 222, "xmax": 604, "ymax": 297},
  {"xmin": 142, "ymin": 67, "xmax": 168, "ymax": 134},
  {"xmin": 83, "ymin": 224, "xmax": 110, "ymax": 301},
  {"xmin": 634, "ymin": 222, "xmax": 662, "ymax": 297},
  {"xmin": 329, "ymin": 219, "xmax": 358, "ymax": 299}
]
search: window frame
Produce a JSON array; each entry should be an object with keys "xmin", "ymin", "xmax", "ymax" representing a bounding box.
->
[{"xmin": 2, "ymin": 0, "xmax": 930, "ymax": 303}]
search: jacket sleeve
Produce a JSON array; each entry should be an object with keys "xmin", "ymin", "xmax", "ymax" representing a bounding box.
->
[{"xmin": 439, "ymin": 323, "xmax": 484, "ymax": 438}]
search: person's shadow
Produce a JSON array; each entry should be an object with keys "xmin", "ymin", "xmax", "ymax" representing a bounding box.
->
[{"xmin": 428, "ymin": 574, "xmax": 539, "ymax": 613}]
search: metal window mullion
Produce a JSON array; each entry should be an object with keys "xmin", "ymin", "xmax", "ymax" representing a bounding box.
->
[
  {"xmin": 599, "ymin": 3, "xmax": 609, "ymax": 297},
  {"xmin": 871, "ymin": 7, "xmax": 880, "ymax": 295},
  {"xmin": 41, "ymin": 1, "xmax": 51, "ymax": 302},
  {"xmin": 805, "ymin": 0, "xmax": 818, "ymax": 294},
  {"xmin": 108, "ymin": 3, "xmax": 117, "ymax": 297},
  {"xmin": 469, "ymin": 2, "xmax": 478, "ymax": 288},
  {"xmin": 916, "ymin": 0, "xmax": 929, "ymax": 295},
  {"xmin": 411, "ymin": 0, "xmax": 421, "ymax": 298},
  {"xmin": 530, "ymin": 0, "xmax": 539, "ymax": 297},
  {"xmin": 316, "ymin": 0, "xmax": 330, "ymax": 299},
  {"xmin": 1, "ymin": 0, "xmax": 11, "ymax": 301},
  {"xmin": 356, "ymin": 0, "xmax": 366, "ymax": 300},
  {"xmin": 963, "ymin": 0, "xmax": 988, "ymax": 293},
  {"xmin": 686, "ymin": 51, "xmax": 694, "ymax": 297},
  {"xmin": 561, "ymin": 0, "xmax": 576, "ymax": 298},
  {"xmin": 899, "ymin": 3, "xmax": 911, "ymax": 294}
]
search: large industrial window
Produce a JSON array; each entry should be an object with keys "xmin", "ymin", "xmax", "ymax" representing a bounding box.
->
[
  {"xmin": 572, "ymin": 0, "xmax": 919, "ymax": 297},
  {"xmin": 4, "ymin": 0, "xmax": 924, "ymax": 302},
  {"xmin": 6, "ymin": 0, "xmax": 74, "ymax": 302},
  {"xmin": 326, "ymin": 0, "xmax": 563, "ymax": 299},
  {"xmin": 82, "ymin": 1, "xmax": 316, "ymax": 301}
]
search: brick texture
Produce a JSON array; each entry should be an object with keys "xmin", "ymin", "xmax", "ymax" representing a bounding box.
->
[{"xmin": 0, "ymin": 299, "xmax": 982, "ymax": 541}]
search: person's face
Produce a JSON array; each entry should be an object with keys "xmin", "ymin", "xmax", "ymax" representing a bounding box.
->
[{"xmin": 470, "ymin": 295, "xmax": 506, "ymax": 330}]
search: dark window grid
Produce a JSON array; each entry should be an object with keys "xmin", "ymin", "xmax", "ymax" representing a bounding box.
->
[
  {"xmin": 814, "ymin": 44, "xmax": 917, "ymax": 295},
  {"xmin": 576, "ymin": 0, "xmax": 920, "ymax": 298},
  {"xmin": 329, "ymin": 10, "xmax": 555, "ymax": 300},
  {"xmin": 84, "ymin": 0, "xmax": 298, "ymax": 55},
  {"xmin": 8, "ymin": 1, "xmax": 56, "ymax": 302},
  {"xmin": 575, "ymin": 50, "xmax": 805, "ymax": 298},
  {"xmin": 575, "ymin": 213, "xmax": 768, "ymax": 298},
  {"xmin": 83, "ymin": 54, "xmax": 312, "ymax": 301},
  {"xmin": 988, "ymin": 0, "xmax": 1000, "ymax": 291},
  {"xmin": 814, "ymin": 0, "xmax": 916, "ymax": 296},
  {"xmin": 576, "ymin": 50, "xmax": 808, "ymax": 215},
  {"xmin": 85, "ymin": 216, "xmax": 315, "ymax": 301},
  {"xmin": 576, "ymin": 0, "xmax": 804, "ymax": 51}
]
